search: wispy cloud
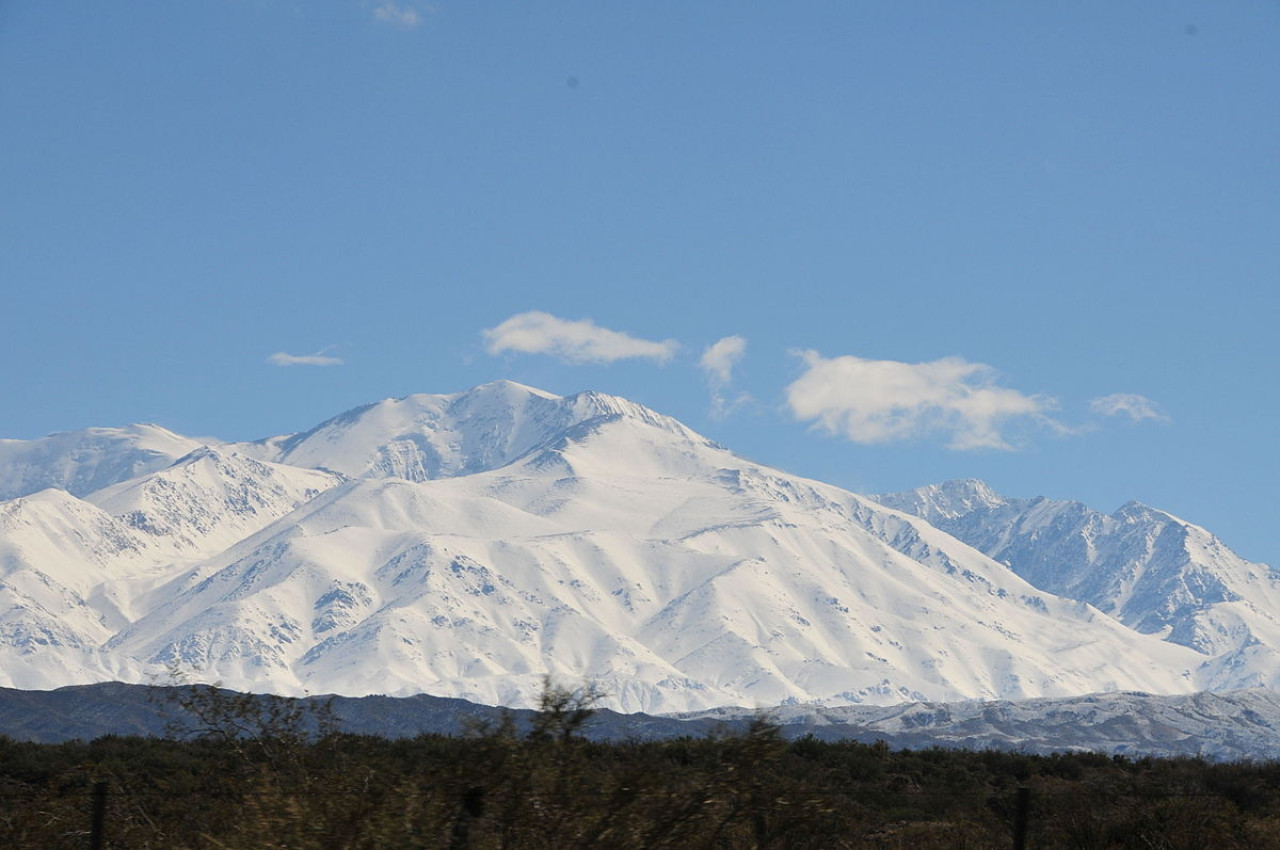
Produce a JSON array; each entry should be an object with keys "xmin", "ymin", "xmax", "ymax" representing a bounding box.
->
[
  {"xmin": 700, "ymin": 336, "xmax": 746, "ymax": 385},
  {"xmin": 700, "ymin": 336, "xmax": 750, "ymax": 417},
  {"xmin": 483, "ymin": 311, "xmax": 678, "ymax": 364},
  {"xmin": 266, "ymin": 349, "xmax": 344, "ymax": 368},
  {"xmin": 1090, "ymin": 393, "xmax": 1171, "ymax": 423},
  {"xmin": 785, "ymin": 351, "xmax": 1056, "ymax": 451},
  {"xmin": 373, "ymin": 2, "xmax": 424, "ymax": 28}
]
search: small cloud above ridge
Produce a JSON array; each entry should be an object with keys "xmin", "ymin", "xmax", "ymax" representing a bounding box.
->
[
  {"xmin": 700, "ymin": 336, "xmax": 750, "ymax": 418},
  {"xmin": 483, "ymin": 311, "xmax": 678, "ymax": 365},
  {"xmin": 1090, "ymin": 393, "xmax": 1171, "ymax": 423},
  {"xmin": 266, "ymin": 349, "xmax": 344, "ymax": 368},
  {"xmin": 786, "ymin": 351, "xmax": 1057, "ymax": 451},
  {"xmin": 373, "ymin": 2, "xmax": 424, "ymax": 28},
  {"xmin": 700, "ymin": 336, "xmax": 747, "ymax": 386}
]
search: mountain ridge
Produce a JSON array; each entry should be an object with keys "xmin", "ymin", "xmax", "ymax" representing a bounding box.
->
[{"xmin": 875, "ymin": 478, "xmax": 1280, "ymax": 686}]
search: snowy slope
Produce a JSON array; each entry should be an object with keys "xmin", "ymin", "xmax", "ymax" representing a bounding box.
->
[
  {"xmin": 0, "ymin": 450, "xmax": 342, "ymax": 690},
  {"xmin": 87, "ymin": 447, "xmax": 342, "ymax": 558},
  {"xmin": 0, "ymin": 490, "xmax": 139, "ymax": 649},
  {"xmin": 875, "ymin": 480, "xmax": 1280, "ymax": 689},
  {"xmin": 0, "ymin": 489, "xmax": 159, "ymax": 688},
  {"xmin": 0, "ymin": 425, "xmax": 202, "ymax": 500}
]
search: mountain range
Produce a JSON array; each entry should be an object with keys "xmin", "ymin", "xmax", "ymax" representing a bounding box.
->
[{"xmin": 1, "ymin": 381, "xmax": 1274, "ymax": 716}]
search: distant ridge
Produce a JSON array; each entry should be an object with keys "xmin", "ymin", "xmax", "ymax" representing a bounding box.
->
[{"xmin": 5, "ymin": 682, "xmax": 1280, "ymax": 761}]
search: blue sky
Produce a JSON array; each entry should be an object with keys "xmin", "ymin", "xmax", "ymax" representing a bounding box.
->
[{"xmin": 3, "ymin": 2, "xmax": 1277, "ymax": 565}]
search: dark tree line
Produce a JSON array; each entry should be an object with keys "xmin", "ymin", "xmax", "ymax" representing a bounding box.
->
[{"xmin": 3, "ymin": 682, "xmax": 1280, "ymax": 848}]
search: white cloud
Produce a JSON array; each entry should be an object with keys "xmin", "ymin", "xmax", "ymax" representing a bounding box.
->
[
  {"xmin": 700, "ymin": 336, "xmax": 746, "ymax": 385},
  {"xmin": 700, "ymin": 336, "xmax": 750, "ymax": 417},
  {"xmin": 266, "ymin": 349, "xmax": 344, "ymax": 367},
  {"xmin": 1090, "ymin": 393, "xmax": 1170, "ymax": 423},
  {"xmin": 785, "ymin": 351, "xmax": 1055, "ymax": 451},
  {"xmin": 483, "ymin": 311, "xmax": 678, "ymax": 364},
  {"xmin": 373, "ymin": 2, "xmax": 422, "ymax": 28}
]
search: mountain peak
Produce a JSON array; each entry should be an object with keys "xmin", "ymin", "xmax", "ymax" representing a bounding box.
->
[
  {"xmin": 874, "ymin": 478, "xmax": 1007, "ymax": 523},
  {"xmin": 1113, "ymin": 500, "xmax": 1176, "ymax": 523},
  {"xmin": 456, "ymin": 379, "xmax": 561, "ymax": 400},
  {"xmin": 254, "ymin": 382, "xmax": 709, "ymax": 483},
  {"xmin": 934, "ymin": 478, "xmax": 1005, "ymax": 505},
  {"xmin": 0, "ymin": 423, "xmax": 204, "ymax": 501}
]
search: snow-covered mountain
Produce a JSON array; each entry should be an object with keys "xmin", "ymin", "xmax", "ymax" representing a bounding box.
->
[
  {"xmin": 875, "ymin": 479, "xmax": 1280, "ymax": 690},
  {"xmin": 0, "ymin": 383, "xmax": 1264, "ymax": 714},
  {"xmin": 0, "ymin": 424, "xmax": 202, "ymax": 501}
]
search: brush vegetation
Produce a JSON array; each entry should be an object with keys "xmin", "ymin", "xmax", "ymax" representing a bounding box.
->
[{"xmin": 3, "ymin": 683, "xmax": 1280, "ymax": 848}]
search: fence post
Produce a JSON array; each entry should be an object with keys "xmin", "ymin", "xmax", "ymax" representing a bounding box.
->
[
  {"xmin": 89, "ymin": 781, "xmax": 107, "ymax": 850},
  {"xmin": 1012, "ymin": 786, "xmax": 1030, "ymax": 850},
  {"xmin": 448, "ymin": 785, "xmax": 486, "ymax": 850}
]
